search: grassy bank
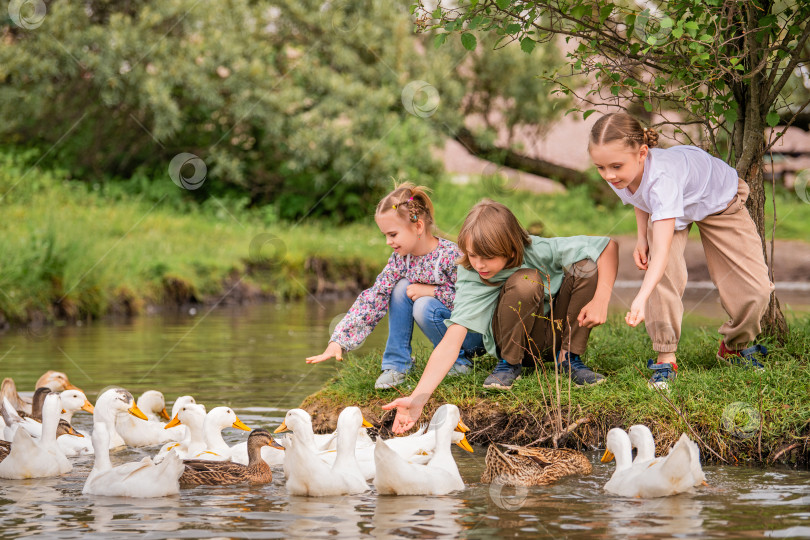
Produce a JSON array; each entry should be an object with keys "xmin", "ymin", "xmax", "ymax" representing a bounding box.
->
[
  {"xmin": 2, "ymin": 147, "xmax": 809, "ymax": 325},
  {"xmin": 302, "ymin": 317, "xmax": 810, "ymax": 467}
]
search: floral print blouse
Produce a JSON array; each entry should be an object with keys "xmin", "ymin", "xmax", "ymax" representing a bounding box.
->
[{"xmin": 330, "ymin": 237, "xmax": 461, "ymax": 351}]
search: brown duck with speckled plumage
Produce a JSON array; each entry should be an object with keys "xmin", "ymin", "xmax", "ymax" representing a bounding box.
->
[
  {"xmin": 179, "ymin": 429, "xmax": 284, "ymax": 486},
  {"xmin": 481, "ymin": 443, "xmax": 593, "ymax": 486}
]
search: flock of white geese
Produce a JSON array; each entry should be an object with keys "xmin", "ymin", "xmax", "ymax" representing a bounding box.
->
[{"xmin": 1, "ymin": 371, "xmax": 706, "ymax": 500}]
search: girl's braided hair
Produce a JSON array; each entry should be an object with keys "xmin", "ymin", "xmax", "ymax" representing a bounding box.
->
[
  {"xmin": 375, "ymin": 182, "xmax": 435, "ymax": 229},
  {"xmin": 589, "ymin": 112, "xmax": 659, "ymax": 149}
]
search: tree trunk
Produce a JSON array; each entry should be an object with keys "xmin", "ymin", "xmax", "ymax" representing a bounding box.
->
[{"xmin": 735, "ymin": 101, "xmax": 789, "ymax": 341}]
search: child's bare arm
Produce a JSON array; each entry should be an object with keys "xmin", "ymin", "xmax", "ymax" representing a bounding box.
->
[
  {"xmin": 405, "ymin": 283, "xmax": 437, "ymax": 300},
  {"xmin": 626, "ymin": 218, "xmax": 676, "ymax": 326},
  {"xmin": 578, "ymin": 239, "xmax": 618, "ymax": 328},
  {"xmin": 634, "ymin": 207, "xmax": 651, "ymax": 270},
  {"xmin": 382, "ymin": 324, "xmax": 467, "ymax": 433}
]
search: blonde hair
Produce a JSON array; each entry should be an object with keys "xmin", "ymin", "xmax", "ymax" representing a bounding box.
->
[
  {"xmin": 375, "ymin": 182, "xmax": 435, "ymax": 230},
  {"xmin": 589, "ymin": 112, "xmax": 659, "ymax": 150},
  {"xmin": 456, "ymin": 200, "xmax": 530, "ymax": 272}
]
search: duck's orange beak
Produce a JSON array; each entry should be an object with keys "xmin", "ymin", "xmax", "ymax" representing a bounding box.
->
[
  {"xmin": 81, "ymin": 399, "xmax": 95, "ymax": 414},
  {"xmin": 165, "ymin": 414, "xmax": 182, "ymax": 429},
  {"xmin": 159, "ymin": 408, "xmax": 171, "ymax": 421},
  {"xmin": 128, "ymin": 403, "xmax": 148, "ymax": 421},
  {"xmin": 273, "ymin": 421, "xmax": 289, "ymax": 434},
  {"xmin": 232, "ymin": 417, "xmax": 251, "ymax": 431},
  {"xmin": 456, "ymin": 435, "xmax": 474, "ymax": 453},
  {"xmin": 600, "ymin": 449, "xmax": 615, "ymax": 463}
]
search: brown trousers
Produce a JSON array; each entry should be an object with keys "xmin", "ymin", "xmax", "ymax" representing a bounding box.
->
[
  {"xmin": 492, "ymin": 261, "xmax": 598, "ymax": 366},
  {"xmin": 646, "ymin": 178, "xmax": 774, "ymax": 352}
]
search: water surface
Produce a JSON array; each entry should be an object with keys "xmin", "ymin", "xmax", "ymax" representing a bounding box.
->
[{"xmin": 1, "ymin": 300, "xmax": 809, "ymax": 538}]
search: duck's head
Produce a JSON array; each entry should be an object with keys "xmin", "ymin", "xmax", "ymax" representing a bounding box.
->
[
  {"xmin": 36, "ymin": 371, "xmax": 81, "ymax": 393},
  {"xmin": 95, "ymin": 388, "xmax": 148, "ymax": 423},
  {"xmin": 138, "ymin": 390, "xmax": 170, "ymax": 420},
  {"xmin": 335, "ymin": 406, "xmax": 374, "ymax": 432},
  {"xmin": 165, "ymin": 402, "xmax": 206, "ymax": 430},
  {"xmin": 56, "ymin": 419, "xmax": 83, "ymax": 438},
  {"xmin": 171, "ymin": 395, "xmax": 197, "ymax": 419},
  {"xmin": 601, "ymin": 427, "xmax": 631, "ymax": 463},
  {"xmin": 628, "ymin": 424, "xmax": 654, "ymax": 451},
  {"xmin": 59, "ymin": 389, "xmax": 94, "ymax": 415},
  {"xmin": 247, "ymin": 428, "xmax": 285, "ymax": 452},
  {"xmin": 206, "ymin": 406, "xmax": 251, "ymax": 431},
  {"xmin": 273, "ymin": 408, "xmax": 313, "ymax": 434}
]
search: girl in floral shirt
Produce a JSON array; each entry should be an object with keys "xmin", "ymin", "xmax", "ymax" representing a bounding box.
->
[{"xmin": 306, "ymin": 183, "xmax": 484, "ymax": 389}]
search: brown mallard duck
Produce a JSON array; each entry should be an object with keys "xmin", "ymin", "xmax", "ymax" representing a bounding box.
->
[
  {"xmin": 481, "ymin": 443, "xmax": 593, "ymax": 486},
  {"xmin": 179, "ymin": 429, "xmax": 284, "ymax": 486}
]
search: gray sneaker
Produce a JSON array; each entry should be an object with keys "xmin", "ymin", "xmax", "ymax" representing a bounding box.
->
[
  {"xmin": 557, "ymin": 353, "xmax": 606, "ymax": 387},
  {"xmin": 483, "ymin": 361, "xmax": 522, "ymax": 390},
  {"xmin": 374, "ymin": 369, "xmax": 407, "ymax": 389},
  {"xmin": 447, "ymin": 362, "xmax": 472, "ymax": 376}
]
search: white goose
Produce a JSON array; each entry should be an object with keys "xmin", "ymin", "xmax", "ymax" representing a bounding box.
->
[
  {"xmin": 602, "ymin": 427, "xmax": 704, "ymax": 498},
  {"xmin": 59, "ymin": 389, "xmax": 95, "ymax": 423},
  {"xmin": 91, "ymin": 388, "xmax": 148, "ymax": 449},
  {"xmin": 154, "ymin": 402, "xmax": 208, "ymax": 461},
  {"xmin": 628, "ymin": 424, "xmax": 706, "ymax": 486},
  {"xmin": 0, "ymin": 393, "xmax": 72, "ymax": 479},
  {"xmin": 83, "ymin": 422, "xmax": 184, "ymax": 498},
  {"xmin": 115, "ymin": 391, "xmax": 185, "ymax": 447},
  {"xmin": 284, "ymin": 407, "xmax": 370, "ymax": 496},
  {"xmin": 188, "ymin": 406, "xmax": 251, "ymax": 461},
  {"xmin": 373, "ymin": 404, "xmax": 469, "ymax": 496}
]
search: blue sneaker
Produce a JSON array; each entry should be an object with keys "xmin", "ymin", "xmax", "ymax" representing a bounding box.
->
[
  {"xmin": 647, "ymin": 359, "xmax": 677, "ymax": 390},
  {"xmin": 483, "ymin": 360, "xmax": 522, "ymax": 389},
  {"xmin": 557, "ymin": 352, "xmax": 606, "ymax": 387},
  {"xmin": 717, "ymin": 340, "xmax": 767, "ymax": 369}
]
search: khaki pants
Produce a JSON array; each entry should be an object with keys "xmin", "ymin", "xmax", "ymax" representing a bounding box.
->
[
  {"xmin": 492, "ymin": 262, "xmax": 598, "ymax": 366},
  {"xmin": 645, "ymin": 178, "xmax": 774, "ymax": 352}
]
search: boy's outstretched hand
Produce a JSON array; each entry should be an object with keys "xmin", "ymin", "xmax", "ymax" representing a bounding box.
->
[
  {"xmin": 306, "ymin": 341, "xmax": 343, "ymax": 364},
  {"xmin": 381, "ymin": 396, "xmax": 424, "ymax": 434}
]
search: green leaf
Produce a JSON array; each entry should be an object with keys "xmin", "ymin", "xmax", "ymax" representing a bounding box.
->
[
  {"xmin": 647, "ymin": 36, "xmax": 657, "ymax": 46},
  {"xmin": 505, "ymin": 23, "xmax": 521, "ymax": 34},
  {"xmin": 725, "ymin": 108, "xmax": 738, "ymax": 125},
  {"xmin": 520, "ymin": 36, "xmax": 536, "ymax": 53},
  {"xmin": 644, "ymin": 101, "xmax": 653, "ymax": 112},
  {"xmin": 610, "ymin": 85, "xmax": 620, "ymax": 96},
  {"xmin": 433, "ymin": 33, "xmax": 447, "ymax": 49},
  {"xmin": 671, "ymin": 27, "xmax": 684, "ymax": 39},
  {"xmin": 599, "ymin": 5, "xmax": 613, "ymax": 22},
  {"xmin": 496, "ymin": 0, "xmax": 511, "ymax": 9},
  {"xmin": 766, "ymin": 111, "xmax": 780, "ymax": 127},
  {"xmin": 660, "ymin": 17, "xmax": 674, "ymax": 28},
  {"xmin": 583, "ymin": 109, "xmax": 596, "ymax": 120},
  {"xmin": 461, "ymin": 32, "xmax": 477, "ymax": 51},
  {"xmin": 572, "ymin": 5, "xmax": 590, "ymax": 19}
]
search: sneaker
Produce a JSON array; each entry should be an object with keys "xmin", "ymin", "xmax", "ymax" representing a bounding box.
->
[
  {"xmin": 557, "ymin": 352, "xmax": 606, "ymax": 387},
  {"xmin": 647, "ymin": 359, "xmax": 677, "ymax": 390},
  {"xmin": 374, "ymin": 369, "xmax": 407, "ymax": 390},
  {"xmin": 483, "ymin": 360, "xmax": 522, "ymax": 390},
  {"xmin": 447, "ymin": 362, "xmax": 472, "ymax": 376},
  {"xmin": 717, "ymin": 340, "xmax": 767, "ymax": 369}
]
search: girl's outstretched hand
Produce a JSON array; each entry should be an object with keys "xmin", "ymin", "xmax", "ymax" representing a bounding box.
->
[
  {"xmin": 382, "ymin": 396, "xmax": 424, "ymax": 434},
  {"xmin": 306, "ymin": 341, "xmax": 343, "ymax": 364},
  {"xmin": 625, "ymin": 298, "xmax": 645, "ymax": 327}
]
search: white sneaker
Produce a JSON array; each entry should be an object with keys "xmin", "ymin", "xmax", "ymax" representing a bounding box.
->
[{"xmin": 374, "ymin": 369, "xmax": 406, "ymax": 389}]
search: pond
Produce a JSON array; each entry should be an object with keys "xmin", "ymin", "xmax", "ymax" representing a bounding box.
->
[{"xmin": 1, "ymin": 296, "xmax": 809, "ymax": 538}]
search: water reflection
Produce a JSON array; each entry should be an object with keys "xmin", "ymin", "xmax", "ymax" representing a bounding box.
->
[
  {"xmin": 372, "ymin": 495, "xmax": 464, "ymax": 538},
  {"xmin": 605, "ymin": 495, "xmax": 706, "ymax": 538}
]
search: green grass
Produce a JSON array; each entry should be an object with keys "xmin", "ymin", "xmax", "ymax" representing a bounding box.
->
[
  {"xmin": 308, "ymin": 317, "xmax": 810, "ymax": 464},
  {"xmin": 1, "ymin": 146, "xmax": 808, "ymax": 324}
]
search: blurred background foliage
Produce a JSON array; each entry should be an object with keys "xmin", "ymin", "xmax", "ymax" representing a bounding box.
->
[{"xmin": 0, "ymin": 0, "xmax": 569, "ymax": 222}]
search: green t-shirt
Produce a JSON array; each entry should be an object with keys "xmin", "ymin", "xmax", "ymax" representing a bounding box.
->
[{"xmin": 447, "ymin": 235, "xmax": 610, "ymax": 357}]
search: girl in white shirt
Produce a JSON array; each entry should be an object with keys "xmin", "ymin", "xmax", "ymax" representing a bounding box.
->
[{"xmin": 588, "ymin": 113, "xmax": 773, "ymax": 389}]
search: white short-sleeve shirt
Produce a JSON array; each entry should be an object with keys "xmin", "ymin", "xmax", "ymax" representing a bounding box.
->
[{"xmin": 609, "ymin": 146, "xmax": 739, "ymax": 230}]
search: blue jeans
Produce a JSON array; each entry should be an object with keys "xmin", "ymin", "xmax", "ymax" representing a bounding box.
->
[{"xmin": 382, "ymin": 280, "xmax": 485, "ymax": 373}]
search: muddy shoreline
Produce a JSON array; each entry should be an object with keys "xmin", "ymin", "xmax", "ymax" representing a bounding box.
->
[{"xmin": 300, "ymin": 391, "xmax": 810, "ymax": 468}]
